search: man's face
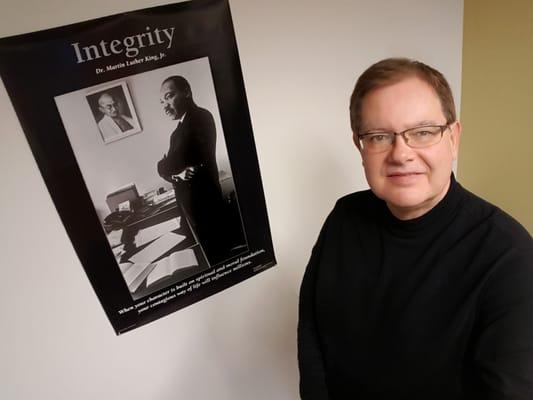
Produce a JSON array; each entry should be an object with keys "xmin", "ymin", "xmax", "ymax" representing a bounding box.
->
[
  {"xmin": 98, "ymin": 94, "xmax": 119, "ymax": 118},
  {"xmin": 160, "ymin": 80, "xmax": 188, "ymax": 120},
  {"xmin": 355, "ymin": 76, "xmax": 461, "ymax": 220}
]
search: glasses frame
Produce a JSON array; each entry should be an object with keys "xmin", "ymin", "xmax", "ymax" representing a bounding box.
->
[{"xmin": 357, "ymin": 123, "xmax": 452, "ymax": 153}]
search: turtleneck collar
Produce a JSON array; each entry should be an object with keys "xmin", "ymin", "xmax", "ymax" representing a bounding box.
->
[{"xmin": 378, "ymin": 174, "xmax": 465, "ymax": 237}]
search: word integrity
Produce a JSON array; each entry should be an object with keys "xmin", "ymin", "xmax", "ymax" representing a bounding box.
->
[{"xmin": 71, "ymin": 26, "xmax": 175, "ymax": 63}]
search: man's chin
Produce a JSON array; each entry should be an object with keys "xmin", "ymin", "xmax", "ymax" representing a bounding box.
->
[{"xmin": 383, "ymin": 191, "xmax": 443, "ymax": 220}]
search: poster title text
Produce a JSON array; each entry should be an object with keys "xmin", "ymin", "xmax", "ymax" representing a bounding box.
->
[{"xmin": 71, "ymin": 26, "xmax": 175, "ymax": 64}]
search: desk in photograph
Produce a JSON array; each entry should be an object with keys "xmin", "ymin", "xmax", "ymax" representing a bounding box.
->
[{"xmin": 108, "ymin": 197, "xmax": 210, "ymax": 300}]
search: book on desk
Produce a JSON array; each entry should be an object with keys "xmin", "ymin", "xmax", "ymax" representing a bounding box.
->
[
  {"xmin": 120, "ymin": 247, "xmax": 198, "ymax": 292},
  {"xmin": 106, "ymin": 193, "xmax": 208, "ymax": 298}
]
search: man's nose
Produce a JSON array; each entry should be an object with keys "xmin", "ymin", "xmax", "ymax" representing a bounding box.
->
[{"xmin": 387, "ymin": 134, "xmax": 414, "ymax": 164}]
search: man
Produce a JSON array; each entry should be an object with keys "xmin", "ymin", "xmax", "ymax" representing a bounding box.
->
[
  {"xmin": 298, "ymin": 58, "xmax": 533, "ymax": 399},
  {"xmin": 97, "ymin": 92, "xmax": 136, "ymax": 140},
  {"xmin": 157, "ymin": 76, "xmax": 228, "ymax": 265}
]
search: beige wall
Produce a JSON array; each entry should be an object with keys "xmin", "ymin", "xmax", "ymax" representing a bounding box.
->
[{"xmin": 461, "ymin": 0, "xmax": 533, "ymax": 232}]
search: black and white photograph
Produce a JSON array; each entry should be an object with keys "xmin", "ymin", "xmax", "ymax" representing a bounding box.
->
[
  {"xmin": 0, "ymin": 0, "xmax": 276, "ymax": 334},
  {"xmin": 55, "ymin": 58, "xmax": 248, "ymax": 300},
  {"xmin": 86, "ymin": 81, "xmax": 141, "ymax": 143}
]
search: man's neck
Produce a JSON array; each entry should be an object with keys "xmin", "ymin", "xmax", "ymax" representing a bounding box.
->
[
  {"xmin": 176, "ymin": 112, "xmax": 187, "ymax": 125},
  {"xmin": 386, "ymin": 178, "xmax": 452, "ymax": 221}
]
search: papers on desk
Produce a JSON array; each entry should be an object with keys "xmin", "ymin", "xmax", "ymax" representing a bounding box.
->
[
  {"xmin": 120, "ymin": 262, "xmax": 156, "ymax": 293},
  {"xmin": 153, "ymin": 189, "xmax": 175, "ymax": 204},
  {"xmin": 118, "ymin": 228, "xmax": 187, "ymax": 293},
  {"xmin": 107, "ymin": 229, "xmax": 123, "ymax": 248},
  {"xmin": 129, "ymin": 232, "xmax": 185, "ymax": 264},
  {"xmin": 134, "ymin": 218, "xmax": 181, "ymax": 247},
  {"xmin": 120, "ymin": 248, "xmax": 198, "ymax": 293},
  {"xmin": 146, "ymin": 248, "xmax": 198, "ymax": 286},
  {"xmin": 112, "ymin": 244, "xmax": 125, "ymax": 260}
]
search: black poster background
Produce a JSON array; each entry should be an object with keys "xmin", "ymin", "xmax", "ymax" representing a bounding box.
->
[{"xmin": 0, "ymin": 0, "xmax": 276, "ymax": 334}]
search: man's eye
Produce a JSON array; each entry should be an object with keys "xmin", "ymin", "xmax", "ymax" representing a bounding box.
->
[
  {"xmin": 368, "ymin": 134, "xmax": 389, "ymax": 142},
  {"xmin": 411, "ymin": 129, "xmax": 438, "ymax": 138}
]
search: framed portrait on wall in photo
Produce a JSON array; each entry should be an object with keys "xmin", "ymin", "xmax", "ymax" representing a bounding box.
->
[
  {"xmin": 0, "ymin": 0, "xmax": 276, "ymax": 334},
  {"xmin": 85, "ymin": 81, "xmax": 142, "ymax": 144}
]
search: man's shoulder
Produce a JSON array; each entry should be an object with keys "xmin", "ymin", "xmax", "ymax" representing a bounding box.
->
[
  {"xmin": 185, "ymin": 105, "xmax": 215, "ymax": 133},
  {"xmin": 188, "ymin": 105, "xmax": 214, "ymax": 121},
  {"xmin": 328, "ymin": 189, "xmax": 380, "ymax": 221},
  {"xmin": 487, "ymin": 206, "xmax": 531, "ymax": 250},
  {"xmin": 98, "ymin": 115, "xmax": 110, "ymax": 126},
  {"xmin": 336, "ymin": 189, "xmax": 378, "ymax": 208},
  {"xmin": 458, "ymin": 182, "xmax": 532, "ymax": 248}
]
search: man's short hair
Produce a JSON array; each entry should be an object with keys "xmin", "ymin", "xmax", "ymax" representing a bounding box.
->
[
  {"xmin": 162, "ymin": 75, "xmax": 192, "ymax": 98},
  {"xmin": 349, "ymin": 58, "xmax": 457, "ymax": 135},
  {"xmin": 98, "ymin": 92, "xmax": 114, "ymax": 106}
]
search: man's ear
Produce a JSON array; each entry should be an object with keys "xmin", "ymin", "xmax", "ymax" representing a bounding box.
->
[
  {"xmin": 449, "ymin": 121, "xmax": 462, "ymax": 160},
  {"xmin": 353, "ymin": 132, "xmax": 365, "ymax": 166},
  {"xmin": 353, "ymin": 132, "xmax": 362, "ymax": 152}
]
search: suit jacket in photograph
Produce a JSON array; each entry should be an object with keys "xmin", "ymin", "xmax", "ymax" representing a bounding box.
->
[{"xmin": 157, "ymin": 104, "xmax": 227, "ymax": 264}]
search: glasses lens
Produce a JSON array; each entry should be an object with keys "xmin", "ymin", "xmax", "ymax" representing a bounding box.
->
[
  {"xmin": 359, "ymin": 132, "xmax": 394, "ymax": 153},
  {"xmin": 404, "ymin": 126, "xmax": 444, "ymax": 148},
  {"xmin": 360, "ymin": 133, "xmax": 393, "ymax": 153}
]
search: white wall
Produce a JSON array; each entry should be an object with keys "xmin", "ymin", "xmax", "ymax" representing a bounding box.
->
[{"xmin": 0, "ymin": 1, "xmax": 463, "ymax": 399}]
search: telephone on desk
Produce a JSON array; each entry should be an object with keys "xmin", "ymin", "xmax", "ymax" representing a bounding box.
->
[
  {"xmin": 103, "ymin": 210, "xmax": 133, "ymax": 230},
  {"xmin": 103, "ymin": 188, "xmax": 176, "ymax": 232}
]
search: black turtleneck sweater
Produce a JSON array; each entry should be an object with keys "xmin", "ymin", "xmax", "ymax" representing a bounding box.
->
[{"xmin": 298, "ymin": 177, "xmax": 533, "ymax": 399}]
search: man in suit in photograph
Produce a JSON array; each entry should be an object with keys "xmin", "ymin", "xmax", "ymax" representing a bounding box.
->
[{"xmin": 157, "ymin": 75, "xmax": 229, "ymax": 265}]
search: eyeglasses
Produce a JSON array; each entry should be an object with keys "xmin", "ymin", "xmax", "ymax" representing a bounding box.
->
[
  {"xmin": 357, "ymin": 124, "xmax": 452, "ymax": 153},
  {"xmin": 101, "ymin": 102, "xmax": 118, "ymax": 111}
]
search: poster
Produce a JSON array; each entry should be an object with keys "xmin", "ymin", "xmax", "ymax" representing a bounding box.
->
[{"xmin": 0, "ymin": 0, "xmax": 276, "ymax": 334}]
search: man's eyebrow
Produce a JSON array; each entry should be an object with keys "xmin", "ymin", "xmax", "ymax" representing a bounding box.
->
[
  {"xmin": 412, "ymin": 120, "xmax": 441, "ymax": 127},
  {"xmin": 361, "ymin": 120, "xmax": 443, "ymax": 133},
  {"xmin": 360, "ymin": 125, "xmax": 392, "ymax": 133}
]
